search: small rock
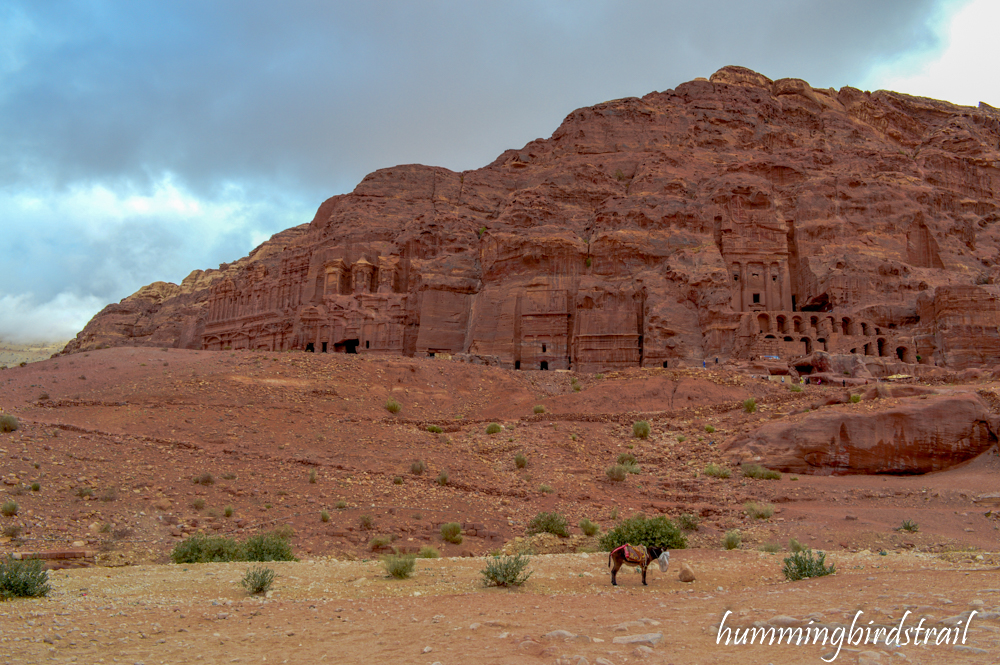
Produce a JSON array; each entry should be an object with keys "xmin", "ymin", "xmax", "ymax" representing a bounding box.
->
[
  {"xmin": 595, "ymin": 658, "xmax": 615, "ymax": 665},
  {"xmin": 845, "ymin": 514, "xmax": 858, "ymax": 520},
  {"xmin": 612, "ymin": 632, "xmax": 662, "ymax": 646},
  {"xmin": 634, "ymin": 645, "xmax": 655, "ymax": 658},
  {"xmin": 678, "ymin": 563, "xmax": 696, "ymax": 583},
  {"xmin": 768, "ymin": 615, "xmax": 802, "ymax": 628},
  {"xmin": 422, "ymin": 646, "xmax": 432, "ymax": 653},
  {"xmin": 545, "ymin": 629, "xmax": 576, "ymax": 640}
]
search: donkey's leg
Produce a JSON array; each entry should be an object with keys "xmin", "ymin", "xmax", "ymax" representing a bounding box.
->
[
  {"xmin": 611, "ymin": 559, "xmax": 621, "ymax": 586},
  {"xmin": 641, "ymin": 565, "xmax": 648, "ymax": 586}
]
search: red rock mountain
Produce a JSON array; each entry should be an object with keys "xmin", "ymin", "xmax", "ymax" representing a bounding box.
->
[{"xmin": 63, "ymin": 66, "xmax": 1000, "ymax": 373}]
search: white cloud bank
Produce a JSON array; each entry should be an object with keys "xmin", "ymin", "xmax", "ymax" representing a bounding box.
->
[{"xmin": 0, "ymin": 292, "xmax": 105, "ymax": 343}]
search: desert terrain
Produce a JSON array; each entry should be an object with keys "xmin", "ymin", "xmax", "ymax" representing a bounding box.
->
[
  {"xmin": 1, "ymin": 347, "xmax": 999, "ymax": 664},
  {"xmin": 0, "ymin": 340, "xmax": 65, "ymax": 369}
]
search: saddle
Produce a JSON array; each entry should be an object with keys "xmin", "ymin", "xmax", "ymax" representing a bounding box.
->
[{"xmin": 618, "ymin": 543, "xmax": 648, "ymax": 565}]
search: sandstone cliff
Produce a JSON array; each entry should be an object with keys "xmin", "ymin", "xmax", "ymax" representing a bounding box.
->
[{"xmin": 64, "ymin": 66, "xmax": 1000, "ymax": 373}]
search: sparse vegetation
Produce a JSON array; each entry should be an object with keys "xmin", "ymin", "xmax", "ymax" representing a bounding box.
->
[
  {"xmin": 240, "ymin": 566, "xmax": 275, "ymax": 595},
  {"xmin": 436, "ymin": 469, "xmax": 449, "ymax": 486},
  {"xmin": 480, "ymin": 553, "xmax": 532, "ymax": 588},
  {"xmin": 441, "ymin": 522, "xmax": 463, "ymax": 544},
  {"xmin": 742, "ymin": 463, "xmax": 781, "ymax": 480},
  {"xmin": 538, "ymin": 483, "xmax": 553, "ymax": 494},
  {"xmin": 224, "ymin": 505, "xmax": 234, "ymax": 518},
  {"xmin": 30, "ymin": 483, "xmax": 40, "ymax": 492},
  {"xmin": 605, "ymin": 464, "xmax": 629, "ymax": 482},
  {"xmin": 723, "ymin": 530, "xmax": 741, "ymax": 550},
  {"xmin": 527, "ymin": 511, "xmax": 568, "ymax": 537},
  {"xmin": 704, "ymin": 424, "xmax": 716, "ymax": 433},
  {"xmin": 850, "ymin": 393, "xmax": 861, "ymax": 403},
  {"xmin": 1, "ymin": 500, "xmax": 17, "ymax": 517},
  {"xmin": 410, "ymin": 460, "xmax": 426, "ymax": 475},
  {"xmin": 382, "ymin": 553, "xmax": 416, "ymax": 579},
  {"xmin": 789, "ymin": 538, "xmax": 806, "ymax": 553},
  {"xmin": 485, "ymin": 422, "xmax": 502, "ymax": 434},
  {"xmin": 192, "ymin": 472, "xmax": 214, "ymax": 486},
  {"xmin": 743, "ymin": 397, "xmax": 757, "ymax": 413},
  {"xmin": 359, "ymin": 515, "xmax": 374, "ymax": 530},
  {"xmin": 0, "ymin": 556, "xmax": 51, "ymax": 599},
  {"xmin": 0, "ymin": 415, "xmax": 19, "ymax": 433},
  {"xmin": 533, "ymin": 404, "xmax": 545, "ymax": 414},
  {"xmin": 427, "ymin": 425, "xmax": 443, "ymax": 434},
  {"xmin": 677, "ymin": 434, "xmax": 686, "ymax": 442},
  {"xmin": 744, "ymin": 501, "xmax": 775, "ymax": 520},
  {"xmin": 417, "ymin": 546, "xmax": 440, "ymax": 559},
  {"xmin": 632, "ymin": 420, "xmax": 651, "ymax": 439},
  {"xmin": 191, "ymin": 498, "xmax": 206, "ymax": 510},
  {"xmin": 677, "ymin": 513, "xmax": 700, "ymax": 532},
  {"xmin": 385, "ymin": 398, "xmax": 401, "ymax": 414},
  {"xmin": 898, "ymin": 519, "xmax": 919, "ymax": 533},
  {"xmin": 243, "ymin": 529, "xmax": 296, "ymax": 562},
  {"xmin": 514, "ymin": 452, "xmax": 527, "ymax": 469},
  {"xmin": 579, "ymin": 518, "xmax": 599, "ymax": 537},
  {"xmin": 2, "ymin": 525, "xmax": 22, "ymax": 540},
  {"xmin": 783, "ymin": 549, "xmax": 835, "ymax": 581},
  {"xmin": 320, "ymin": 510, "xmax": 330, "ymax": 522},
  {"xmin": 335, "ymin": 500, "xmax": 347, "ymax": 510},
  {"xmin": 222, "ymin": 472, "xmax": 237, "ymax": 480},
  {"xmin": 99, "ymin": 487, "xmax": 117, "ymax": 502},
  {"xmin": 308, "ymin": 469, "xmax": 317, "ymax": 483},
  {"xmin": 76, "ymin": 487, "xmax": 94, "ymax": 498},
  {"xmin": 790, "ymin": 384, "xmax": 803, "ymax": 392},
  {"xmin": 393, "ymin": 475, "xmax": 403, "ymax": 485},
  {"xmin": 759, "ymin": 542, "xmax": 782, "ymax": 553},
  {"xmin": 599, "ymin": 514, "xmax": 686, "ymax": 550},
  {"xmin": 369, "ymin": 535, "xmax": 393, "ymax": 551},
  {"xmin": 703, "ymin": 463, "xmax": 731, "ymax": 479}
]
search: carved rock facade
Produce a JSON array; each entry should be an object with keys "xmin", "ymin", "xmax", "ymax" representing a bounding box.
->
[{"xmin": 65, "ymin": 66, "xmax": 1000, "ymax": 373}]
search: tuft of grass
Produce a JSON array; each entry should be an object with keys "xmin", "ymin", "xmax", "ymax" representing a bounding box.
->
[
  {"xmin": 605, "ymin": 464, "xmax": 628, "ymax": 482},
  {"xmin": 3, "ymin": 524, "xmax": 22, "ymax": 540},
  {"xmin": 703, "ymin": 463, "xmax": 731, "ymax": 479},
  {"xmin": 599, "ymin": 514, "xmax": 687, "ymax": 550},
  {"xmin": 743, "ymin": 397, "xmax": 757, "ymax": 413},
  {"xmin": 1, "ymin": 500, "xmax": 17, "ymax": 517},
  {"xmin": 533, "ymin": 405, "xmax": 545, "ymax": 414},
  {"xmin": 436, "ymin": 469, "xmax": 449, "ymax": 486},
  {"xmin": 480, "ymin": 553, "xmax": 532, "ymax": 588},
  {"xmin": 320, "ymin": 509, "xmax": 330, "ymax": 522},
  {"xmin": 192, "ymin": 472, "xmax": 214, "ymax": 486},
  {"xmin": 527, "ymin": 511, "xmax": 568, "ymax": 537},
  {"xmin": 579, "ymin": 518, "xmax": 599, "ymax": 537},
  {"xmin": 382, "ymin": 553, "xmax": 416, "ymax": 579},
  {"xmin": 783, "ymin": 549, "xmax": 835, "ymax": 581},
  {"xmin": 742, "ymin": 463, "xmax": 781, "ymax": 480},
  {"xmin": 897, "ymin": 519, "xmax": 919, "ymax": 533},
  {"xmin": 308, "ymin": 469, "xmax": 317, "ymax": 484},
  {"xmin": 393, "ymin": 475, "xmax": 403, "ymax": 485},
  {"xmin": 222, "ymin": 472, "xmax": 237, "ymax": 480},
  {"xmin": 849, "ymin": 393, "xmax": 861, "ymax": 403},
  {"xmin": 427, "ymin": 425, "xmax": 443, "ymax": 434},
  {"xmin": 790, "ymin": 384, "xmax": 803, "ymax": 392},
  {"xmin": 30, "ymin": 482, "xmax": 40, "ymax": 492},
  {"xmin": 191, "ymin": 498, "xmax": 206, "ymax": 510},
  {"xmin": 240, "ymin": 566, "xmax": 275, "ymax": 595},
  {"xmin": 514, "ymin": 452, "xmax": 527, "ymax": 469},
  {"xmin": 224, "ymin": 505, "xmax": 234, "ymax": 518},
  {"xmin": 441, "ymin": 522, "xmax": 463, "ymax": 544},
  {"xmin": 744, "ymin": 501, "xmax": 775, "ymax": 520},
  {"xmin": 632, "ymin": 420, "xmax": 651, "ymax": 439},
  {"xmin": 677, "ymin": 513, "xmax": 700, "ymax": 532},
  {"xmin": 723, "ymin": 530, "xmax": 741, "ymax": 550},
  {"xmin": 417, "ymin": 546, "xmax": 440, "ymax": 559},
  {"xmin": 0, "ymin": 556, "xmax": 51, "ymax": 599},
  {"xmin": 76, "ymin": 487, "xmax": 94, "ymax": 498},
  {"xmin": 789, "ymin": 538, "xmax": 807, "ymax": 553},
  {"xmin": 385, "ymin": 398, "xmax": 401, "ymax": 414},
  {"xmin": 369, "ymin": 535, "xmax": 393, "ymax": 551},
  {"xmin": 617, "ymin": 452, "xmax": 637, "ymax": 465},
  {"xmin": 410, "ymin": 460, "xmax": 426, "ymax": 476},
  {"xmin": 677, "ymin": 435, "xmax": 687, "ymax": 442},
  {"xmin": 335, "ymin": 500, "xmax": 348, "ymax": 510},
  {"xmin": 100, "ymin": 487, "xmax": 117, "ymax": 502},
  {"xmin": 759, "ymin": 542, "xmax": 782, "ymax": 553},
  {"xmin": 0, "ymin": 415, "xmax": 19, "ymax": 433},
  {"xmin": 359, "ymin": 514, "xmax": 374, "ymax": 530},
  {"xmin": 485, "ymin": 422, "xmax": 502, "ymax": 435}
]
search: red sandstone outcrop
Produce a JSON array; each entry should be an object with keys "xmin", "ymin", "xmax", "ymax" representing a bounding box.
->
[
  {"xmin": 722, "ymin": 393, "xmax": 999, "ymax": 474},
  {"xmin": 64, "ymin": 66, "xmax": 1000, "ymax": 373}
]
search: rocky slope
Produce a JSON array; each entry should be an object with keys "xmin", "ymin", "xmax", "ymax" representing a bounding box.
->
[{"xmin": 63, "ymin": 66, "xmax": 1000, "ymax": 373}]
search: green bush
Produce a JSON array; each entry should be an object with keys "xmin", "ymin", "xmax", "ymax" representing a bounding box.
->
[
  {"xmin": 393, "ymin": 476, "xmax": 403, "ymax": 485},
  {"xmin": 192, "ymin": 472, "xmax": 214, "ymax": 486},
  {"xmin": 224, "ymin": 505, "xmax": 234, "ymax": 518},
  {"xmin": 849, "ymin": 393, "xmax": 861, "ymax": 403},
  {"xmin": 441, "ymin": 522, "xmax": 463, "ymax": 544},
  {"xmin": 743, "ymin": 397, "xmax": 758, "ymax": 413},
  {"xmin": 243, "ymin": 530, "xmax": 297, "ymax": 562},
  {"xmin": 480, "ymin": 553, "xmax": 532, "ymax": 587},
  {"xmin": 427, "ymin": 425, "xmax": 443, "ymax": 434},
  {"xmin": 742, "ymin": 463, "xmax": 781, "ymax": 480},
  {"xmin": 632, "ymin": 420, "xmax": 651, "ymax": 439},
  {"xmin": 1, "ymin": 500, "xmax": 17, "ymax": 517},
  {"xmin": 308, "ymin": 469, "xmax": 317, "ymax": 483},
  {"xmin": 579, "ymin": 518, "xmax": 599, "ymax": 537},
  {"xmin": 789, "ymin": 538, "xmax": 806, "ymax": 553},
  {"xmin": 605, "ymin": 464, "xmax": 628, "ymax": 482},
  {"xmin": 514, "ymin": 452, "xmax": 527, "ymax": 469},
  {"xmin": 723, "ymin": 530, "xmax": 741, "ymax": 550},
  {"xmin": 0, "ymin": 556, "xmax": 51, "ymax": 599},
  {"xmin": 369, "ymin": 535, "xmax": 393, "ymax": 551},
  {"xmin": 617, "ymin": 452, "xmax": 637, "ymax": 465},
  {"xmin": 759, "ymin": 542, "xmax": 782, "ymax": 553},
  {"xmin": 704, "ymin": 424, "xmax": 716, "ymax": 433},
  {"xmin": 486, "ymin": 422, "xmax": 502, "ymax": 434},
  {"xmin": 533, "ymin": 405, "xmax": 545, "ymax": 414},
  {"xmin": 898, "ymin": 519, "xmax": 919, "ymax": 533},
  {"xmin": 417, "ymin": 546, "xmax": 440, "ymax": 559},
  {"xmin": 783, "ymin": 549, "xmax": 835, "ymax": 581},
  {"xmin": 320, "ymin": 509, "xmax": 330, "ymax": 522},
  {"xmin": 410, "ymin": 460, "xmax": 426, "ymax": 475},
  {"xmin": 599, "ymin": 514, "xmax": 686, "ymax": 551},
  {"xmin": 436, "ymin": 469, "xmax": 449, "ymax": 486},
  {"xmin": 335, "ymin": 500, "xmax": 348, "ymax": 510},
  {"xmin": 538, "ymin": 483, "xmax": 553, "ymax": 494},
  {"xmin": 527, "ymin": 512, "xmax": 569, "ymax": 537},
  {"xmin": 191, "ymin": 498, "xmax": 205, "ymax": 510},
  {"xmin": 677, "ymin": 435, "xmax": 687, "ymax": 442},
  {"xmin": 359, "ymin": 514, "xmax": 374, "ymax": 530},
  {"xmin": 383, "ymin": 553, "xmax": 416, "ymax": 579},
  {"xmin": 0, "ymin": 415, "xmax": 18, "ymax": 433},
  {"xmin": 171, "ymin": 534, "xmax": 244, "ymax": 563},
  {"xmin": 703, "ymin": 463, "xmax": 731, "ymax": 479},
  {"xmin": 385, "ymin": 398, "xmax": 401, "ymax": 414},
  {"xmin": 240, "ymin": 566, "xmax": 275, "ymax": 595},
  {"xmin": 744, "ymin": 501, "xmax": 775, "ymax": 520},
  {"xmin": 790, "ymin": 384, "xmax": 803, "ymax": 392},
  {"xmin": 677, "ymin": 513, "xmax": 700, "ymax": 532},
  {"xmin": 30, "ymin": 483, "xmax": 40, "ymax": 492}
]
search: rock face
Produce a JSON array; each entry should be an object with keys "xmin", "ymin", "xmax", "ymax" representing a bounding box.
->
[
  {"xmin": 722, "ymin": 393, "xmax": 999, "ymax": 474},
  {"xmin": 64, "ymin": 66, "xmax": 1000, "ymax": 374}
]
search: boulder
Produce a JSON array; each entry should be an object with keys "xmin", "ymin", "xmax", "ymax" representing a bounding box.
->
[
  {"xmin": 678, "ymin": 563, "xmax": 696, "ymax": 583},
  {"xmin": 722, "ymin": 393, "xmax": 998, "ymax": 474}
]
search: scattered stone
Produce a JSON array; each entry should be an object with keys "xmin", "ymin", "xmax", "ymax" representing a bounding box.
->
[
  {"xmin": 545, "ymin": 629, "xmax": 576, "ymax": 640},
  {"xmin": 678, "ymin": 563, "xmax": 696, "ymax": 583},
  {"xmin": 612, "ymin": 632, "xmax": 662, "ymax": 646}
]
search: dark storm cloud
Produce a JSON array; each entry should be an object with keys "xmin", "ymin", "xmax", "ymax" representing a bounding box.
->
[{"xmin": 0, "ymin": 0, "xmax": 955, "ymax": 341}]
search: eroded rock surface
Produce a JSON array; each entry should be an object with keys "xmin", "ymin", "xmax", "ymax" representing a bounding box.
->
[
  {"xmin": 65, "ymin": 66, "xmax": 1000, "ymax": 374},
  {"xmin": 722, "ymin": 393, "xmax": 999, "ymax": 474}
]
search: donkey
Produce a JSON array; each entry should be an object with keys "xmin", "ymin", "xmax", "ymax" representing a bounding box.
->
[{"xmin": 608, "ymin": 544, "xmax": 670, "ymax": 586}]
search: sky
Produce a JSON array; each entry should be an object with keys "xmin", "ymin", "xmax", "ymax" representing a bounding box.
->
[{"xmin": 1, "ymin": 0, "xmax": 995, "ymax": 343}]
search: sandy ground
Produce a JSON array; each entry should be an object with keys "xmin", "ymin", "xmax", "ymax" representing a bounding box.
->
[{"xmin": 0, "ymin": 341, "xmax": 65, "ymax": 368}]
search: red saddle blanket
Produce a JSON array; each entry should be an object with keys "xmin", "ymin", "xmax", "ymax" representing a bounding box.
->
[{"xmin": 614, "ymin": 543, "xmax": 648, "ymax": 565}]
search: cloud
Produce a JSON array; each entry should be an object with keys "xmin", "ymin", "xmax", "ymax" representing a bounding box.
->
[{"xmin": 0, "ymin": 292, "xmax": 104, "ymax": 343}]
